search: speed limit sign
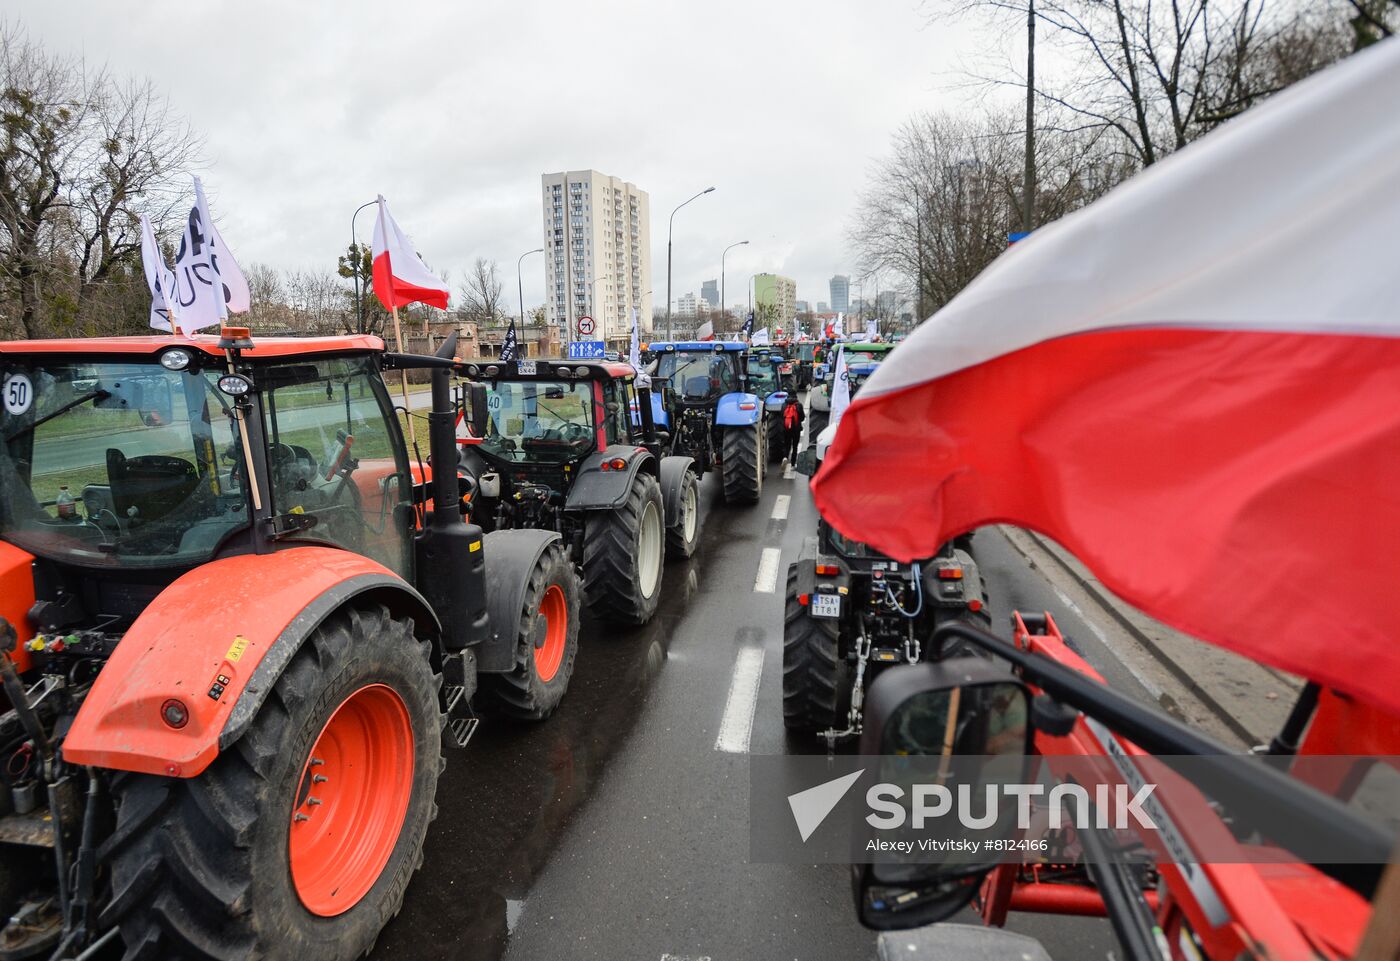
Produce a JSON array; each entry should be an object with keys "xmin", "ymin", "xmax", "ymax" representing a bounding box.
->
[{"xmin": 577, "ymin": 315, "xmax": 595, "ymax": 336}]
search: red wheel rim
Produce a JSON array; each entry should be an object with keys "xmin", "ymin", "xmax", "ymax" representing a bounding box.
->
[
  {"xmin": 533, "ymin": 584, "xmax": 568, "ymax": 683},
  {"xmin": 289, "ymin": 683, "xmax": 414, "ymax": 916}
]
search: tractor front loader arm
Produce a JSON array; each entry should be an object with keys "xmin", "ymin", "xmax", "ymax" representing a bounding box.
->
[{"xmin": 63, "ymin": 546, "xmax": 437, "ymax": 778}]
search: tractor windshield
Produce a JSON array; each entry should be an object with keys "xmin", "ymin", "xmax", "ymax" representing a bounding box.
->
[
  {"xmin": 479, "ymin": 380, "xmax": 595, "ymax": 463},
  {"xmin": 656, "ymin": 350, "xmax": 739, "ymax": 402},
  {"xmin": 0, "ymin": 359, "xmax": 250, "ymax": 567},
  {"xmin": 745, "ymin": 359, "xmax": 780, "ymax": 396}
]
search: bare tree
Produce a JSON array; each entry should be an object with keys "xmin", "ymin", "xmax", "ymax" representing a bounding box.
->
[
  {"xmin": 458, "ymin": 257, "xmax": 504, "ymax": 325},
  {"xmin": 942, "ymin": 1, "xmax": 1385, "ymax": 169},
  {"xmin": 0, "ymin": 25, "xmax": 199, "ymax": 338},
  {"xmin": 849, "ymin": 110, "xmax": 1132, "ymax": 322}
]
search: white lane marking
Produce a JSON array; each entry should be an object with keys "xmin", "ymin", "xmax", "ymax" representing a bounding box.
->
[
  {"xmin": 753, "ymin": 547, "xmax": 782, "ymax": 593},
  {"xmin": 782, "ymin": 465, "xmax": 796, "ymax": 480},
  {"xmin": 1051, "ymin": 586, "xmax": 1165, "ymax": 700},
  {"xmin": 771, "ymin": 494, "xmax": 791, "ymax": 520},
  {"xmin": 715, "ymin": 648, "xmax": 765, "ymax": 753}
]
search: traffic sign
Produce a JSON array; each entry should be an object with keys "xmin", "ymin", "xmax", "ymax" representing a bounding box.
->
[
  {"xmin": 567, "ymin": 340, "xmax": 606, "ymax": 359},
  {"xmin": 577, "ymin": 315, "xmax": 596, "ymax": 336}
]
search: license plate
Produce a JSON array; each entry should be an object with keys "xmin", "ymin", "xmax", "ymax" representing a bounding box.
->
[
  {"xmin": 810, "ymin": 594, "xmax": 841, "ymax": 618},
  {"xmin": 516, "ymin": 360, "xmax": 536, "ymax": 375}
]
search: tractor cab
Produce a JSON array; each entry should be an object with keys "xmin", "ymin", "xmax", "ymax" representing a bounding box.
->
[
  {"xmin": 455, "ymin": 358, "xmax": 652, "ymax": 525},
  {"xmin": 650, "ymin": 341, "xmax": 745, "ymax": 406},
  {"xmin": 0, "ymin": 333, "xmax": 415, "ymax": 602}
]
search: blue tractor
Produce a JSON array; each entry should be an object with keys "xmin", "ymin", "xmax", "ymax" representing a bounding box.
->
[{"xmin": 645, "ymin": 341, "xmax": 767, "ymax": 504}]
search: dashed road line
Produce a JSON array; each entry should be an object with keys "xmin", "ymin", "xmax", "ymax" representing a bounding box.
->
[
  {"xmin": 771, "ymin": 494, "xmax": 791, "ymax": 520},
  {"xmin": 1050, "ymin": 586, "xmax": 1166, "ymax": 700},
  {"xmin": 714, "ymin": 648, "xmax": 765, "ymax": 753},
  {"xmin": 753, "ymin": 547, "xmax": 782, "ymax": 593}
]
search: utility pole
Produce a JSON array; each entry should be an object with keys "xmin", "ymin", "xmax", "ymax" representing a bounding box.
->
[
  {"xmin": 915, "ymin": 186, "xmax": 925, "ymax": 321},
  {"xmin": 1022, "ymin": 0, "xmax": 1037, "ymax": 234}
]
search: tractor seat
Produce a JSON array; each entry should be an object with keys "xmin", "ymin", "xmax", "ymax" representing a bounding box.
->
[
  {"xmin": 106, "ymin": 449, "xmax": 200, "ymax": 524},
  {"xmin": 683, "ymin": 375, "xmax": 712, "ymax": 398}
]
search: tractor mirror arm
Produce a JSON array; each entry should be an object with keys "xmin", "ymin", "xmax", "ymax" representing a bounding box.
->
[{"xmin": 931, "ymin": 619, "xmax": 1393, "ymax": 897}]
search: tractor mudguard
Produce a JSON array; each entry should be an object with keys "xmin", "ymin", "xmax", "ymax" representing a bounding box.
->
[
  {"xmin": 790, "ymin": 539, "xmax": 851, "ymax": 598},
  {"xmin": 715, "ymin": 392, "xmax": 762, "ymax": 426},
  {"xmin": 658, "ymin": 455, "xmax": 699, "ymax": 520},
  {"xmin": 478, "ymin": 529, "xmax": 564, "ymax": 673},
  {"xmin": 810, "ymin": 385, "xmax": 831, "ymax": 412},
  {"xmin": 62, "ymin": 547, "xmax": 438, "ymax": 779},
  {"xmin": 0, "ymin": 540, "xmax": 36, "ymax": 673},
  {"xmin": 763, "ymin": 390, "xmax": 789, "ymax": 413},
  {"xmin": 563, "ymin": 445, "xmax": 659, "ymax": 511}
]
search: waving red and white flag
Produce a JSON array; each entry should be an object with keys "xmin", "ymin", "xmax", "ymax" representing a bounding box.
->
[
  {"xmin": 813, "ymin": 39, "xmax": 1400, "ymax": 714},
  {"xmin": 371, "ymin": 195, "xmax": 450, "ymax": 310}
]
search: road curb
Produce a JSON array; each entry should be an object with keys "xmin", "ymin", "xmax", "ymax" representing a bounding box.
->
[{"xmin": 999, "ymin": 527, "xmax": 1272, "ymax": 746}]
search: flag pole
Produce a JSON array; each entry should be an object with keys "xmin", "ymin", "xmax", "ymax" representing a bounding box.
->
[{"xmin": 391, "ymin": 303, "xmax": 416, "ymax": 444}]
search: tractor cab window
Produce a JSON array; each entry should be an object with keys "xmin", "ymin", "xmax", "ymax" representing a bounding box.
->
[
  {"xmin": 0, "ymin": 359, "xmax": 250, "ymax": 567},
  {"xmin": 745, "ymin": 359, "xmax": 780, "ymax": 396},
  {"xmin": 259, "ymin": 357, "xmax": 412, "ymax": 579},
  {"xmin": 657, "ymin": 350, "xmax": 738, "ymax": 402},
  {"xmin": 601, "ymin": 380, "xmax": 633, "ymax": 446},
  {"xmin": 478, "ymin": 379, "xmax": 594, "ymax": 463}
]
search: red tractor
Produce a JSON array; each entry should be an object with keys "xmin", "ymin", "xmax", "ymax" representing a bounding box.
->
[{"xmin": 0, "ymin": 328, "xmax": 576, "ymax": 959}]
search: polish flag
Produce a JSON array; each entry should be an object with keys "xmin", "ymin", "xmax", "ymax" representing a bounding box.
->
[
  {"xmin": 812, "ymin": 40, "xmax": 1400, "ymax": 714},
  {"xmin": 371, "ymin": 195, "xmax": 450, "ymax": 310},
  {"xmin": 696, "ymin": 320, "xmax": 715, "ymax": 341}
]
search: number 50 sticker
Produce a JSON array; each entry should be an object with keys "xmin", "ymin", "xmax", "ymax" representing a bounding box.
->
[{"xmin": 3, "ymin": 373, "xmax": 33, "ymax": 416}]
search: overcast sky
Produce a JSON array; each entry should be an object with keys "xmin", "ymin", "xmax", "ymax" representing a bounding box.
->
[{"xmin": 14, "ymin": 1, "xmax": 990, "ymax": 315}]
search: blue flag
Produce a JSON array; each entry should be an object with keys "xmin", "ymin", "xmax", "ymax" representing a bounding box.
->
[{"xmin": 500, "ymin": 319, "xmax": 519, "ymax": 362}]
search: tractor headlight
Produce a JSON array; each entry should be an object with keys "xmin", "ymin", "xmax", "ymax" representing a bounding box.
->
[
  {"xmin": 217, "ymin": 374, "xmax": 251, "ymax": 397},
  {"xmin": 466, "ymin": 364, "xmax": 479, "ymax": 377},
  {"xmin": 160, "ymin": 348, "xmax": 193, "ymax": 371},
  {"xmin": 557, "ymin": 366, "xmax": 573, "ymax": 378},
  {"xmin": 484, "ymin": 365, "xmax": 500, "ymax": 377},
  {"xmin": 574, "ymin": 366, "xmax": 589, "ymax": 377}
]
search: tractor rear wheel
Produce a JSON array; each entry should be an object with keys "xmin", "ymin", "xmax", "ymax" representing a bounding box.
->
[
  {"xmin": 664, "ymin": 468, "xmax": 701, "ymax": 560},
  {"xmin": 807, "ymin": 409, "xmax": 829, "ymax": 449},
  {"xmin": 479, "ymin": 540, "xmax": 580, "ymax": 720},
  {"xmin": 782, "ymin": 566, "xmax": 849, "ymax": 734},
  {"xmin": 103, "ymin": 605, "xmax": 442, "ymax": 961},
  {"xmin": 766, "ymin": 419, "xmax": 785, "ymax": 464},
  {"xmin": 721, "ymin": 426, "xmax": 762, "ymax": 504},
  {"xmin": 582, "ymin": 472, "xmax": 665, "ymax": 625}
]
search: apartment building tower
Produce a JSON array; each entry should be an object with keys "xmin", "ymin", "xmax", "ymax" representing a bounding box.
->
[{"xmin": 541, "ymin": 170, "xmax": 653, "ymax": 340}]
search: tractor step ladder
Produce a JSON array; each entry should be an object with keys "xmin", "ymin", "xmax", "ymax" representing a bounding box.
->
[{"xmin": 442, "ymin": 682, "xmax": 479, "ymax": 748}]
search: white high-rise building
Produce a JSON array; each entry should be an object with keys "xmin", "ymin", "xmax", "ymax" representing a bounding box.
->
[
  {"xmin": 541, "ymin": 170, "xmax": 653, "ymax": 341},
  {"xmin": 676, "ymin": 292, "xmax": 704, "ymax": 318}
]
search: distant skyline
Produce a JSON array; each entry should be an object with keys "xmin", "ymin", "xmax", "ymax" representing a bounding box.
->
[{"xmin": 10, "ymin": 1, "xmax": 986, "ymax": 316}]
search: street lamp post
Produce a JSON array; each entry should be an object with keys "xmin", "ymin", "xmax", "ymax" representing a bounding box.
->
[
  {"xmin": 517, "ymin": 247, "xmax": 543, "ymax": 335},
  {"xmin": 665, "ymin": 186, "xmax": 715, "ymax": 341},
  {"xmin": 720, "ymin": 240, "xmax": 748, "ymax": 336},
  {"xmin": 350, "ymin": 199, "xmax": 377, "ymax": 333}
]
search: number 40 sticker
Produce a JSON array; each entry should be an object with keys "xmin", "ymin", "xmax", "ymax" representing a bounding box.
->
[{"xmin": 3, "ymin": 373, "xmax": 33, "ymax": 416}]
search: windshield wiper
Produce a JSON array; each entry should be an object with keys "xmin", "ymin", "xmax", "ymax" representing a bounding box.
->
[{"xmin": 3, "ymin": 390, "xmax": 111, "ymax": 443}]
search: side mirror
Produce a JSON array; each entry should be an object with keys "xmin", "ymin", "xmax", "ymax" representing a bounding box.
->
[
  {"xmin": 794, "ymin": 448, "xmax": 817, "ymax": 476},
  {"xmin": 468, "ymin": 383, "xmax": 489, "ymax": 438},
  {"xmin": 852, "ymin": 659, "xmax": 1033, "ymax": 931}
]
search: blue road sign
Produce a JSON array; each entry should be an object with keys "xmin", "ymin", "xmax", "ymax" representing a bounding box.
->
[{"xmin": 567, "ymin": 340, "xmax": 606, "ymax": 359}]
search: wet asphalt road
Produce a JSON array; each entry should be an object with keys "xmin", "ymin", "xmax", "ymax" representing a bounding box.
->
[{"xmin": 366, "ymin": 437, "xmax": 1155, "ymax": 961}]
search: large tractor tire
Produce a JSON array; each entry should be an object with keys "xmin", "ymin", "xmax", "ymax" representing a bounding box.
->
[
  {"xmin": 582, "ymin": 472, "xmax": 665, "ymax": 625},
  {"xmin": 806, "ymin": 409, "xmax": 829, "ymax": 449},
  {"xmin": 766, "ymin": 418, "xmax": 785, "ymax": 465},
  {"xmin": 479, "ymin": 540, "xmax": 580, "ymax": 720},
  {"xmin": 664, "ymin": 468, "xmax": 701, "ymax": 560},
  {"xmin": 720, "ymin": 426, "xmax": 762, "ymax": 504},
  {"xmin": 782, "ymin": 567, "xmax": 850, "ymax": 734},
  {"xmin": 103, "ymin": 605, "xmax": 442, "ymax": 961}
]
